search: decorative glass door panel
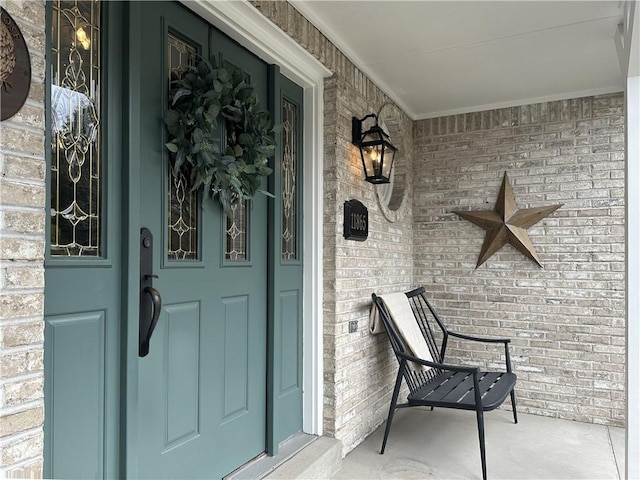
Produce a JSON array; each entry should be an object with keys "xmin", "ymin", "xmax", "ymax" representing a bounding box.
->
[
  {"xmin": 281, "ymin": 98, "xmax": 299, "ymax": 260},
  {"xmin": 50, "ymin": 0, "xmax": 102, "ymax": 257},
  {"xmin": 225, "ymin": 202, "xmax": 248, "ymax": 261},
  {"xmin": 167, "ymin": 34, "xmax": 198, "ymax": 261}
]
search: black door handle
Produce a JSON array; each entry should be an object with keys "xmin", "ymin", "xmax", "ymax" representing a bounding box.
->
[
  {"xmin": 139, "ymin": 228, "xmax": 162, "ymax": 357},
  {"xmin": 140, "ymin": 286, "xmax": 162, "ymax": 357}
]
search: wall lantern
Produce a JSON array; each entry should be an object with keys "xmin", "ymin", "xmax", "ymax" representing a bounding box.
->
[{"xmin": 352, "ymin": 103, "xmax": 397, "ymax": 184}]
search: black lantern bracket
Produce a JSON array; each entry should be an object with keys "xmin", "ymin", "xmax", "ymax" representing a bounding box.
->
[
  {"xmin": 351, "ymin": 102, "xmax": 398, "ymax": 184},
  {"xmin": 351, "ymin": 113, "xmax": 377, "ymax": 144}
]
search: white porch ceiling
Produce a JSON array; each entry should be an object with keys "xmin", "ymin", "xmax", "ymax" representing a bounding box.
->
[{"xmin": 290, "ymin": 1, "xmax": 626, "ymax": 119}]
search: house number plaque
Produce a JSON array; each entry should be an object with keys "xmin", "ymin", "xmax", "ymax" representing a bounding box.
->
[{"xmin": 344, "ymin": 199, "xmax": 368, "ymax": 241}]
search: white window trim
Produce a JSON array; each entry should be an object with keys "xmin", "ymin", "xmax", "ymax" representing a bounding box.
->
[{"xmin": 183, "ymin": 0, "xmax": 331, "ymax": 436}]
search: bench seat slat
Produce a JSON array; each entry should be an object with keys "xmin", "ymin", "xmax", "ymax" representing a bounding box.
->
[
  {"xmin": 411, "ymin": 371, "xmax": 469, "ymax": 401},
  {"xmin": 409, "ymin": 371, "xmax": 517, "ymax": 411},
  {"xmin": 478, "ymin": 372, "xmax": 517, "ymax": 410}
]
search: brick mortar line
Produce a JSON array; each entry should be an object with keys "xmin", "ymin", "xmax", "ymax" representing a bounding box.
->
[
  {"xmin": 0, "ymin": 343, "xmax": 44, "ymax": 356},
  {"xmin": 417, "ymin": 135, "xmax": 622, "ymax": 145},
  {"xmin": 434, "ymin": 290, "xmax": 625, "ymax": 297},
  {"xmin": 0, "ymin": 260, "xmax": 45, "ymax": 267},
  {"xmin": 0, "ymin": 288, "xmax": 45, "ymax": 295},
  {"xmin": 0, "ymin": 316, "xmax": 44, "ymax": 327},
  {"xmin": 0, "ymin": 150, "xmax": 46, "ymax": 161},
  {"xmin": 0, "ymin": 206, "xmax": 46, "ymax": 216},
  {"xmin": 0, "ymin": 425, "xmax": 44, "ymax": 447},
  {"xmin": 0, "ymin": 454, "xmax": 44, "ymax": 475},
  {"xmin": 0, "ymin": 260, "xmax": 44, "ymax": 268},
  {"xmin": 0, "ymin": 370, "xmax": 43, "ymax": 385},
  {"xmin": 0, "ymin": 456, "xmax": 44, "ymax": 477},
  {"xmin": 1, "ymin": 121, "xmax": 46, "ymax": 136},
  {"xmin": 22, "ymin": 97, "xmax": 46, "ymax": 108},
  {"xmin": 0, "ymin": 287, "xmax": 45, "ymax": 296},
  {"xmin": 0, "ymin": 176, "xmax": 47, "ymax": 188},
  {"xmin": 0, "ymin": 233, "xmax": 46, "ymax": 241}
]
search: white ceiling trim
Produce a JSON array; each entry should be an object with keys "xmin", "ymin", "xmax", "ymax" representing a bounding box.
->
[{"xmin": 415, "ymin": 85, "xmax": 624, "ymax": 120}]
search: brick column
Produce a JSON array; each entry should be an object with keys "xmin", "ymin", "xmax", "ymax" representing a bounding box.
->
[{"xmin": 0, "ymin": 1, "xmax": 47, "ymax": 477}]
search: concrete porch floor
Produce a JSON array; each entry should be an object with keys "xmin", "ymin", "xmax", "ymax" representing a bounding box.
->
[{"xmin": 332, "ymin": 408, "xmax": 625, "ymax": 480}]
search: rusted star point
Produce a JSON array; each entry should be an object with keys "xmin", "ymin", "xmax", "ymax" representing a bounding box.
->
[{"xmin": 454, "ymin": 172, "xmax": 562, "ymax": 268}]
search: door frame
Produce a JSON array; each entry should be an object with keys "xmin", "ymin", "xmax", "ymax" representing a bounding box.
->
[
  {"xmin": 180, "ymin": 0, "xmax": 331, "ymax": 438},
  {"xmin": 123, "ymin": 1, "xmax": 330, "ymax": 475}
]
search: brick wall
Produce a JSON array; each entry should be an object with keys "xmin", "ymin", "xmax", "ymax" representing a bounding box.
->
[
  {"xmin": 323, "ymin": 75, "xmax": 414, "ymax": 452},
  {"xmin": 0, "ymin": 0, "xmax": 47, "ymax": 477},
  {"xmin": 413, "ymin": 94, "xmax": 626, "ymax": 426},
  {"xmin": 252, "ymin": 1, "xmax": 415, "ymax": 454}
]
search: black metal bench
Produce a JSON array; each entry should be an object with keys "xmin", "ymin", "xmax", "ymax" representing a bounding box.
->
[{"xmin": 372, "ymin": 287, "xmax": 518, "ymax": 480}]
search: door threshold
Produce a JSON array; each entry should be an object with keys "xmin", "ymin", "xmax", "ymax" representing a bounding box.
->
[{"xmin": 225, "ymin": 433, "xmax": 318, "ymax": 480}]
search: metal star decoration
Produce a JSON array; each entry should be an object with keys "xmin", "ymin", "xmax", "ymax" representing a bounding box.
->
[{"xmin": 453, "ymin": 172, "xmax": 562, "ymax": 268}]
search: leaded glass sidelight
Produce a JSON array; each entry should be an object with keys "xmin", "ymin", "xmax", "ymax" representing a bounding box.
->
[
  {"xmin": 225, "ymin": 202, "xmax": 248, "ymax": 261},
  {"xmin": 50, "ymin": 0, "xmax": 101, "ymax": 256},
  {"xmin": 167, "ymin": 34, "xmax": 198, "ymax": 260},
  {"xmin": 282, "ymin": 99, "xmax": 298, "ymax": 260}
]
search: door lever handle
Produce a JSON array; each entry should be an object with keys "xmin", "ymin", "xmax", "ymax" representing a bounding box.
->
[
  {"xmin": 139, "ymin": 227, "xmax": 161, "ymax": 357},
  {"xmin": 140, "ymin": 286, "xmax": 162, "ymax": 357}
]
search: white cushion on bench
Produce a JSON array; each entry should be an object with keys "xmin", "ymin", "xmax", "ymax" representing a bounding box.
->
[{"xmin": 380, "ymin": 292, "xmax": 434, "ymax": 371}]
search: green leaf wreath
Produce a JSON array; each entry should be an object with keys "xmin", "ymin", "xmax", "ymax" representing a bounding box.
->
[{"xmin": 164, "ymin": 57, "xmax": 276, "ymax": 215}]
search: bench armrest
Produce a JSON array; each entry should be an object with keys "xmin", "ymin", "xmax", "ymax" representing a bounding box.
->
[
  {"xmin": 447, "ymin": 331, "xmax": 511, "ymax": 344},
  {"xmin": 445, "ymin": 331, "xmax": 514, "ymax": 374},
  {"xmin": 397, "ymin": 350, "xmax": 479, "ymax": 374}
]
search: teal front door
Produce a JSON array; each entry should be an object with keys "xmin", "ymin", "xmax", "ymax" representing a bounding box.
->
[
  {"xmin": 132, "ymin": 2, "xmax": 268, "ymax": 477},
  {"xmin": 44, "ymin": 2, "xmax": 306, "ymax": 477}
]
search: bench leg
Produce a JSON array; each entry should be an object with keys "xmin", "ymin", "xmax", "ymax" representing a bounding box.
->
[
  {"xmin": 510, "ymin": 389, "xmax": 518, "ymax": 424},
  {"xmin": 475, "ymin": 407, "xmax": 487, "ymax": 480},
  {"xmin": 381, "ymin": 369, "xmax": 404, "ymax": 454}
]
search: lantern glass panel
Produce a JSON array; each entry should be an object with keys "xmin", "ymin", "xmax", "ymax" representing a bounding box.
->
[
  {"xmin": 363, "ymin": 144, "xmax": 384, "ymax": 177},
  {"xmin": 381, "ymin": 142, "xmax": 396, "ymax": 179}
]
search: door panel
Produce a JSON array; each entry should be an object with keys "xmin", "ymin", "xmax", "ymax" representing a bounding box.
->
[
  {"xmin": 164, "ymin": 302, "xmax": 200, "ymax": 447},
  {"xmin": 269, "ymin": 72, "xmax": 305, "ymax": 449},
  {"xmin": 280, "ymin": 291, "xmax": 300, "ymax": 392},
  {"xmin": 44, "ymin": 2, "xmax": 123, "ymax": 478},
  {"xmin": 134, "ymin": 2, "xmax": 268, "ymax": 477},
  {"xmin": 45, "ymin": 311, "xmax": 106, "ymax": 478},
  {"xmin": 222, "ymin": 295, "xmax": 250, "ymax": 419}
]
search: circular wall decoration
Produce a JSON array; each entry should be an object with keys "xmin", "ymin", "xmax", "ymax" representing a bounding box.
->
[
  {"xmin": 1, "ymin": 7, "xmax": 31, "ymax": 121},
  {"xmin": 375, "ymin": 119, "xmax": 409, "ymax": 223}
]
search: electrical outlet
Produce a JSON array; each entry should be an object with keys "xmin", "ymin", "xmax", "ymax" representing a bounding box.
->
[{"xmin": 349, "ymin": 320, "xmax": 358, "ymax": 333}]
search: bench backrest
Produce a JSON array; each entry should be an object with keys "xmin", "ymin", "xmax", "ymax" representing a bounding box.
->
[{"xmin": 372, "ymin": 287, "xmax": 450, "ymax": 393}]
